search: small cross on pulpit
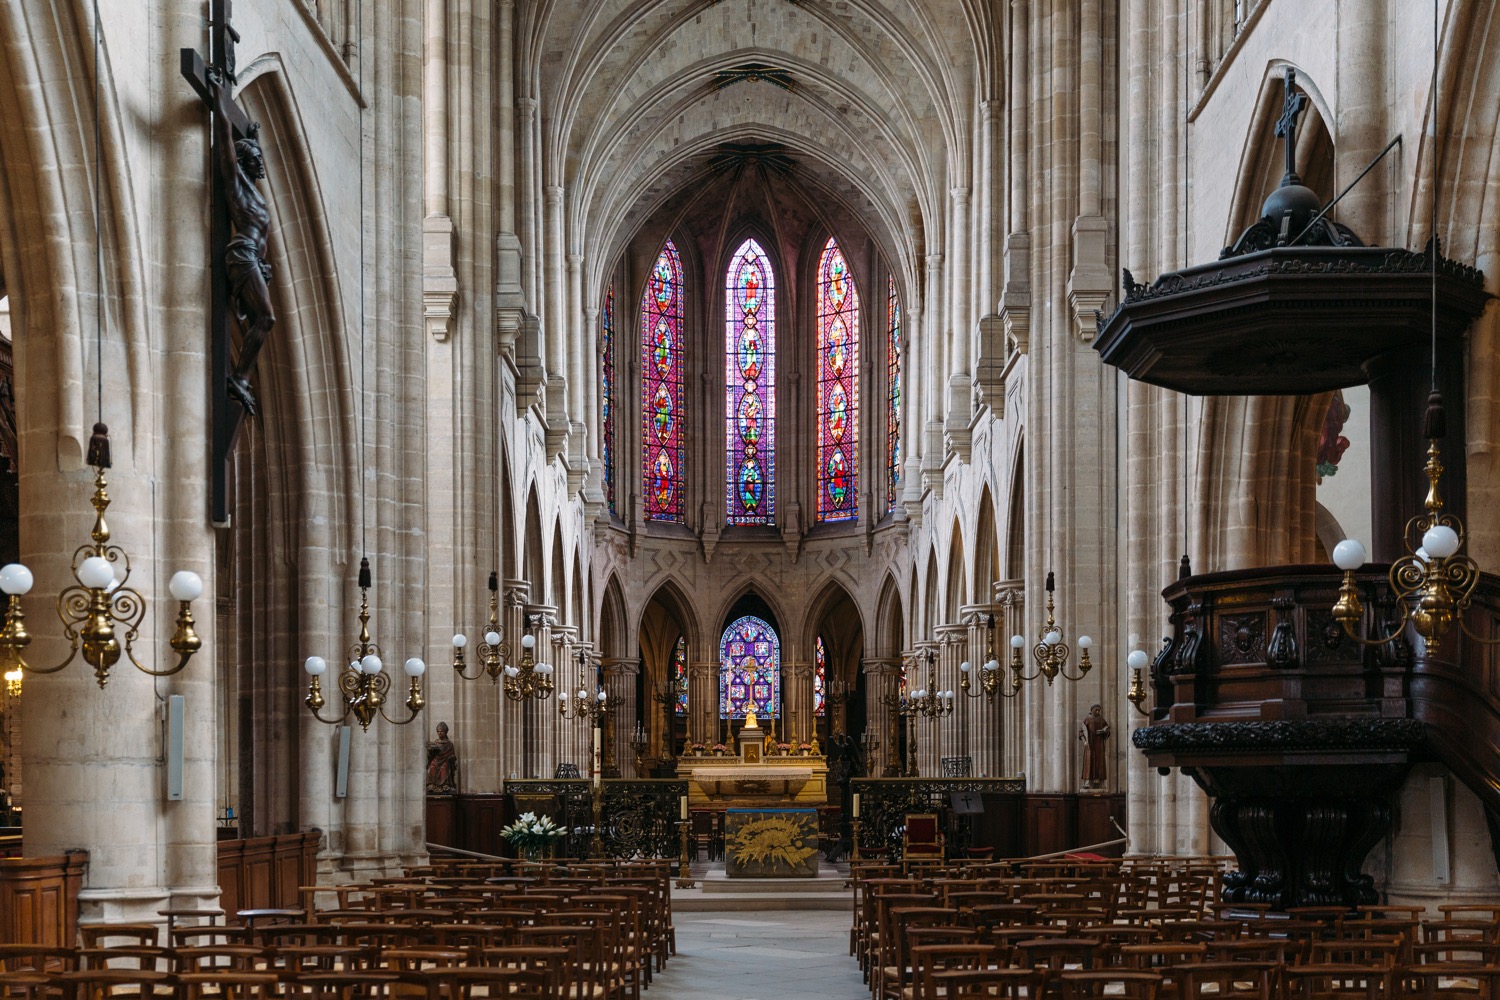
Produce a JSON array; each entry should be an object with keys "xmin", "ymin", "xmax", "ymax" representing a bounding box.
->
[
  {"xmin": 180, "ymin": 0, "xmax": 276, "ymax": 525},
  {"xmin": 1275, "ymin": 67, "xmax": 1309, "ymax": 186}
]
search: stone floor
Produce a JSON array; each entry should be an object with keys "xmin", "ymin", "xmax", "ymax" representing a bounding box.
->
[{"xmin": 651, "ymin": 910, "xmax": 866, "ymax": 1000}]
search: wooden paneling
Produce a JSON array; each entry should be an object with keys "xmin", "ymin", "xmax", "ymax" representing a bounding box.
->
[
  {"xmin": 216, "ymin": 832, "xmax": 318, "ymax": 915},
  {"xmin": 425, "ymin": 797, "xmax": 457, "ymax": 850},
  {"xmin": 1023, "ymin": 795, "xmax": 1077, "ymax": 857},
  {"xmin": 0, "ymin": 852, "xmax": 86, "ymax": 946},
  {"xmin": 1076, "ymin": 793, "xmax": 1127, "ymax": 856}
]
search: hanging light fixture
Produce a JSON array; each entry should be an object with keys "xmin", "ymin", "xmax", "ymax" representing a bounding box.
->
[
  {"xmin": 503, "ymin": 614, "xmax": 555, "ymax": 701},
  {"xmin": 894, "ymin": 649, "xmax": 954, "ymax": 720},
  {"xmin": 303, "ymin": 558, "xmax": 425, "ymax": 731},
  {"xmin": 559, "ymin": 649, "xmax": 608, "ymax": 722},
  {"xmin": 1329, "ymin": 9, "xmax": 1494, "ymax": 652},
  {"xmin": 0, "ymin": 2, "xmax": 202, "ymax": 688},
  {"xmin": 960, "ymin": 613, "xmax": 1022, "ymax": 700},
  {"xmin": 301, "ymin": 23, "xmax": 423, "ymax": 732},
  {"xmin": 1008, "ymin": 572, "xmax": 1093, "ymax": 685},
  {"xmin": 452, "ymin": 571, "xmax": 508, "ymax": 681}
]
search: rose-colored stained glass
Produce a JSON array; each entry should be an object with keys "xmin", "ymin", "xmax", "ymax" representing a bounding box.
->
[
  {"xmin": 602, "ymin": 283, "xmax": 616, "ymax": 516},
  {"xmin": 719, "ymin": 615, "xmax": 780, "ymax": 719},
  {"xmin": 641, "ymin": 242, "xmax": 685, "ymax": 522},
  {"xmin": 814, "ymin": 635, "xmax": 826, "ymax": 717},
  {"xmin": 887, "ymin": 275, "xmax": 902, "ymax": 513},
  {"xmin": 673, "ymin": 636, "xmax": 687, "ymax": 716},
  {"xmin": 725, "ymin": 239, "xmax": 776, "ymax": 525},
  {"xmin": 817, "ymin": 238, "xmax": 859, "ymax": 521}
]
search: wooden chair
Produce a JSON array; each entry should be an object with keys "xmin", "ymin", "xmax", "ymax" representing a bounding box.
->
[
  {"xmin": 903, "ymin": 814, "xmax": 946, "ymax": 862},
  {"xmin": 908, "ymin": 944, "xmax": 1003, "ymax": 1000},
  {"xmin": 1172, "ymin": 960, "xmax": 1278, "ymax": 1000},
  {"xmin": 0, "ymin": 947, "xmax": 76, "ymax": 975},
  {"xmin": 931, "ymin": 967, "xmax": 1044, "ymax": 999},
  {"xmin": 59, "ymin": 968, "xmax": 176, "ymax": 1000},
  {"xmin": 176, "ymin": 971, "xmax": 280, "ymax": 1000},
  {"xmin": 0, "ymin": 971, "xmax": 60, "ymax": 1000},
  {"xmin": 78, "ymin": 926, "xmax": 161, "ymax": 950},
  {"xmin": 1057, "ymin": 970, "xmax": 1163, "ymax": 999},
  {"xmin": 1282, "ymin": 964, "xmax": 1392, "ymax": 999},
  {"xmin": 417, "ymin": 963, "xmax": 552, "ymax": 1000},
  {"xmin": 1401, "ymin": 964, "xmax": 1500, "ymax": 999}
]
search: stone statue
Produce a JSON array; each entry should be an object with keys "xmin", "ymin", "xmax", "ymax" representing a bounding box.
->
[
  {"xmin": 1079, "ymin": 704, "xmax": 1110, "ymax": 788},
  {"xmin": 743, "ymin": 706, "xmax": 758, "ymax": 729},
  {"xmin": 426, "ymin": 721, "xmax": 458, "ymax": 794},
  {"xmin": 212, "ymin": 72, "xmax": 275, "ymax": 416}
]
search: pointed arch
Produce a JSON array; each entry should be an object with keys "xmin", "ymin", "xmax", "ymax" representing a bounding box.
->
[
  {"xmin": 922, "ymin": 543, "xmax": 939, "ymax": 639},
  {"xmin": 725, "ymin": 236, "xmax": 777, "ymax": 525},
  {"xmin": 975, "ymin": 483, "xmax": 998, "ymax": 600},
  {"xmin": 641, "ymin": 239, "xmax": 685, "ymax": 522},
  {"xmin": 571, "ymin": 548, "xmax": 585, "ymax": 637},
  {"xmin": 598, "ymin": 572, "xmax": 627, "ymax": 658},
  {"xmin": 816, "ymin": 235, "xmax": 859, "ymax": 522},
  {"xmin": 1005, "ymin": 444, "xmax": 1025, "ymax": 581},
  {"xmin": 875, "ymin": 572, "xmax": 905, "ymax": 660},
  {"xmin": 945, "ymin": 520, "xmax": 967, "ymax": 621},
  {"xmin": 524, "ymin": 485, "xmax": 545, "ymax": 600},
  {"xmin": 549, "ymin": 523, "xmax": 567, "ymax": 612},
  {"xmin": 804, "ymin": 579, "xmax": 864, "ymax": 718}
]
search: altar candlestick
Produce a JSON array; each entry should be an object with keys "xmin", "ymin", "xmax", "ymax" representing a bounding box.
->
[
  {"xmin": 852, "ymin": 793, "xmax": 861, "ymax": 818},
  {"xmin": 679, "ymin": 794, "xmax": 688, "ymax": 821},
  {"xmin": 592, "ymin": 726, "xmax": 602, "ymax": 788}
]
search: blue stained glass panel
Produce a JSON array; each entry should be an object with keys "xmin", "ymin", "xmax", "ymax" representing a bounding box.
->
[{"xmin": 719, "ymin": 615, "xmax": 780, "ymax": 719}]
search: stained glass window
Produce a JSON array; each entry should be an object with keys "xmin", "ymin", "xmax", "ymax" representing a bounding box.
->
[
  {"xmin": 719, "ymin": 615, "xmax": 780, "ymax": 719},
  {"xmin": 814, "ymin": 635, "xmax": 826, "ymax": 717},
  {"xmin": 817, "ymin": 238, "xmax": 859, "ymax": 522},
  {"xmin": 725, "ymin": 239, "xmax": 776, "ymax": 525},
  {"xmin": 673, "ymin": 636, "xmax": 687, "ymax": 716},
  {"xmin": 641, "ymin": 241, "xmax": 685, "ymax": 522},
  {"xmin": 602, "ymin": 283, "xmax": 616, "ymax": 516},
  {"xmin": 887, "ymin": 275, "xmax": 901, "ymax": 513}
]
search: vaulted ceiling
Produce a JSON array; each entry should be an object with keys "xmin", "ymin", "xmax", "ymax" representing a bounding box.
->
[{"xmin": 524, "ymin": 0, "xmax": 996, "ymax": 291}]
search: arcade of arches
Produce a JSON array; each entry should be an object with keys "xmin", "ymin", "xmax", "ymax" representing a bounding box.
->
[{"xmin": 0, "ymin": 0, "xmax": 1499, "ymax": 930}]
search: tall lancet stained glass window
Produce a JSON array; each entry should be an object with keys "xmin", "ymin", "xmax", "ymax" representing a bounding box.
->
[
  {"xmin": 817, "ymin": 238, "xmax": 859, "ymax": 521},
  {"xmin": 602, "ymin": 283, "xmax": 616, "ymax": 516},
  {"xmin": 814, "ymin": 635, "xmax": 827, "ymax": 716},
  {"xmin": 725, "ymin": 239, "xmax": 776, "ymax": 525},
  {"xmin": 673, "ymin": 636, "xmax": 687, "ymax": 716},
  {"xmin": 641, "ymin": 242, "xmax": 685, "ymax": 522},
  {"xmin": 719, "ymin": 615, "xmax": 780, "ymax": 719},
  {"xmin": 887, "ymin": 275, "xmax": 901, "ymax": 513}
]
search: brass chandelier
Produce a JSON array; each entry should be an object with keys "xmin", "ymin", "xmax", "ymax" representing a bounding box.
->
[
  {"xmin": 503, "ymin": 614, "xmax": 555, "ymax": 701},
  {"xmin": 1330, "ymin": 394, "xmax": 1494, "ymax": 649},
  {"xmin": 452, "ymin": 571, "xmax": 508, "ymax": 681},
  {"xmin": 559, "ymin": 649, "xmax": 609, "ymax": 722},
  {"xmin": 303, "ymin": 558, "xmax": 425, "ymax": 731},
  {"xmin": 1009, "ymin": 572, "xmax": 1093, "ymax": 684},
  {"xmin": 0, "ymin": 425, "xmax": 203, "ymax": 688}
]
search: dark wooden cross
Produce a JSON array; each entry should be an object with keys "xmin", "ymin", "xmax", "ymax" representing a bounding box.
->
[
  {"xmin": 181, "ymin": 0, "xmax": 254, "ymax": 526},
  {"xmin": 1275, "ymin": 67, "xmax": 1309, "ymax": 184}
]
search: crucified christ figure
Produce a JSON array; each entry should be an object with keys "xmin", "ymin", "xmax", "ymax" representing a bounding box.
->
[{"xmin": 212, "ymin": 71, "xmax": 274, "ymax": 416}]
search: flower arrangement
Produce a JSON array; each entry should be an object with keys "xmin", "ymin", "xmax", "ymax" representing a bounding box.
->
[{"xmin": 500, "ymin": 811, "xmax": 565, "ymax": 860}]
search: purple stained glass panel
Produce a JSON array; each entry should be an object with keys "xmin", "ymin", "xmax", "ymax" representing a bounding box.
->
[
  {"xmin": 814, "ymin": 635, "xmax": 826, "ymax": 717},
  {"xmin": 718, "ymin": 615, "xmax": 780, "ymax": 719},
  {"xmin": 725, "ymin": 239, "xmax": 776, "ymax": 525},
  {"xmin": 887, "ymin": 275, "xmax": 902, "ymax": 513},
  {"xmin": 641, "ymin": 242, "xmax": 685, "ymax": 522},
  {"xmin": 673, "ymin": 635, "xmax": 687, "ymax": 716},
  {"xmin": 602, "ymin": 283, "xmax": 616, "ymax": 516},
  {"xmin": 817, "ymin": 238, "xmax": 859, "ymax": 522}
]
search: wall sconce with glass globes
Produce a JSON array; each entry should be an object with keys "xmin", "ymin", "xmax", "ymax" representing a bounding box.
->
[{"xmin": 503, "ymin": 615, "xmax": 555, "ymax": 702}]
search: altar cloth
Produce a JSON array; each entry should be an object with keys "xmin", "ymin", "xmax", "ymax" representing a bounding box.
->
[{"xmin": 724, "ymin": 807, "xmax": 819, "ymax": 878}]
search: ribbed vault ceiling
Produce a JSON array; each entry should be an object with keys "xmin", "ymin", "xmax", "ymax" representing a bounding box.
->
[{"xmin": 525, "ymin": 0, "xmax": 993, "ymax": 289}]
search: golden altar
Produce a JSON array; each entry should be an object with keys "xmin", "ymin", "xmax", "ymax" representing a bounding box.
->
[{"xmin": 681, "ymin": 755, "xmax": 827, "ymax": 805}]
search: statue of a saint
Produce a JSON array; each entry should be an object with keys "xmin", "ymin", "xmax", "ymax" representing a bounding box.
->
[
  {"xmin": 743, "ymin": 706, "xmax": 759, "ymax": 729},
  {"xmin": 426, "ymin": 721, "xmax": 458, "ymax": 794},
  {"xmin": 212, "ymin": 72, "xmax": 275, "ymax": 416},
  {"xmin": 1078, "ymin": 704, "xmax": 1111, "ymax": 788}
]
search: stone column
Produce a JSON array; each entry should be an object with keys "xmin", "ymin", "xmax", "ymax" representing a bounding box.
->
[
  {"xmin": 935, "ymin": 624, "xmax": 968, "ymax": 766},
  {"xmin": 551, "ymin": 626, "xmax": 580, "ymax": 775},
  {"xmin": 526, "ymin": 606, "xmax": 559, "ymax": 778},
  {"xmin": 958, "ymin": 605, "xmax": 1002, "ymax": 777},
  {"xmin": 517, "ymin": 98, "xmax": 539, "ymax": 308},
  {"xmin": 499, "ymin": 581, "xmax": 529, "ymax": 780},
  {"xmin": 601, "ymin": 657, "xmax": 639, "ymax": 776},
  {"xmin": 862, "ymin": 658, "xmax": 902, "ymax": 776},
  {"xmin": 690, "ymin": 660, "xmax": 723, "ymax": 750}
]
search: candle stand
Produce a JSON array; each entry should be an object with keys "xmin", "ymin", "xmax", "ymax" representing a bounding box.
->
[{"xmin": 675, "ymin": 819, "xmax": 696, "ymax": 888}]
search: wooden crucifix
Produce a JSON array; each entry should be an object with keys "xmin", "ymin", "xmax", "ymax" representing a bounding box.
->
[{"xmin": 181, "ymin": 0, "xmax": 275, "ymax": 525}]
